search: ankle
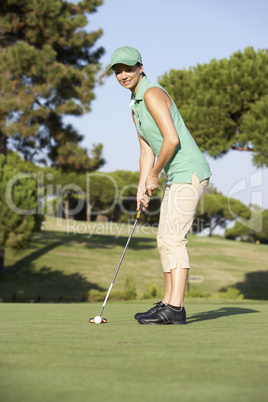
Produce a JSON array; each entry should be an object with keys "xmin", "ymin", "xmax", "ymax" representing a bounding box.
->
[
  {"xmin": 162, "ymin": 298, "xmax": 169, "ymax": 304},
  {"xmin": 168, "ymin": 300, "xmax": 184, "ymax": 307},
  {"xmin": 168, "ymin": 304, "xmax": 183, "ymax": 311}
]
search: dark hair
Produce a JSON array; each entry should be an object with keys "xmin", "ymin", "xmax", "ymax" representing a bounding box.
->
[{"xmin": 137, "ymin": 63, "xmax": 146, "ymax": 77}]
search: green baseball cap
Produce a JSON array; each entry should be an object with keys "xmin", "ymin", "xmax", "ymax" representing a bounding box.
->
[{"xmin": 108, "ymin": 46, "xmax": 143, "ymax": 71}]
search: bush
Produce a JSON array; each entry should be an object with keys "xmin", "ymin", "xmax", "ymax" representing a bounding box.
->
[
  {"xmin": 83, "ymin": 278, "xmax": 138, "ymax": 302},
  {"xmin": 124, "ymin": 274, "xmax": 137, "ymax": 300},
  {"xmin": 185, "ymin": 289, "xmax": 211, "ymax": 298},
  {"xmin": 142, "ymin": 282, "xmax": 162, "ymax": 299},
  {"xmin": 83, "ymin": 288, "xmax": 126, "ymax": 302},
  {"xmin": 218, "ymin": 287, "xmax": 244, "ymax": 300}
]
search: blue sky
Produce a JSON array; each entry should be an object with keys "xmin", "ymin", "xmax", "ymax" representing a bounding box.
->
[{"xmin": 67, "ymin": 0, "xmax": 268, "ymax": 208}]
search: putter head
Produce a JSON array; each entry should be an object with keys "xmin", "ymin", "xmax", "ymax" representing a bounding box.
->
[{"xmin": 89, "ymin": 317, "xmax": 107, "ymax": 324}]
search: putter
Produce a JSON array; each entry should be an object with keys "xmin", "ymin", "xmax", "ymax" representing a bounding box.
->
[{"xmin": 89, "ymin": 191, "xmax": 148, "ymax": 324}]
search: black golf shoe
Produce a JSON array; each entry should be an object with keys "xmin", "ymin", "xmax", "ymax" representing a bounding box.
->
[
  {"xmin": 137, "ymin": 304, "xmax": 187, "ymax": 325},
  {"xmin": 134, "ymin": 301, "xmax": 166, "ymax": 320}
]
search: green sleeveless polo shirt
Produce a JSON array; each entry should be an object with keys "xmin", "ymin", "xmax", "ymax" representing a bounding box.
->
[{"xmin": 129, "ymin": 77, "xmax": 212, "ymax": 184}]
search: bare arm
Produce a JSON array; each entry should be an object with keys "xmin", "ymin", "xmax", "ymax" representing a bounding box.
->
[
  {"xmin": 144, "ymin": 87, "xmax": 179, "ymax": 195},
  {"xmin": 132, "ymin": 111, "xmax": 155, "ymax": 210}
]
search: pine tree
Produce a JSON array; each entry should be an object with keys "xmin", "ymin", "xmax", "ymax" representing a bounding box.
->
[
  {"xmin": 195, "ymin": 193, "xmax": 250, "ymax": 236},
  {"xmin": 0, "ymin": 0, "xmax": 105, "ymax": 170},
  {"xmin": 0, "ymin": 153, "xmax": 42, "ymax": 275},
  {"xmin": 159, "ymin": 47, "xmax": 268, "ymax": 166}
]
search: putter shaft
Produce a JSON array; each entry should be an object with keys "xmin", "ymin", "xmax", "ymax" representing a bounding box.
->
[{"xmin": 99, "ymin": 213, "xmax": 140, "ymax": 317}]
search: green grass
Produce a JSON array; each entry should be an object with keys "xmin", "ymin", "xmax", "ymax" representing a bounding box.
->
[
  {"xmin": 1, "ymin": 217, "xmax": 268, "ymax": 401},
  {"xmin": 0, "ymin": 300, "xmax": 267, "ymax": 402},
  {"xmin": 1, "ymin": 216, "xmax": 268, "ymax": 302}
]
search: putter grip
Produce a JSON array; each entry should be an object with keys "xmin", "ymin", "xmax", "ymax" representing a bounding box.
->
[{"xmin": 137, "ymin": 190, "xmax": 149, "ymax": 218}]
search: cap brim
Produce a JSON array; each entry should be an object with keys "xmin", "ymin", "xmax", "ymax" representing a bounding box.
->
[{"xmin": 107, "ymin": 59, "xmax": 142, "ymax": 72}]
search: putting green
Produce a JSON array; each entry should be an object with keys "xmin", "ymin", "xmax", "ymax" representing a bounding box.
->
[{"xmin": 0, "ymin": 299, "xmax": 267, "ymax": 402}]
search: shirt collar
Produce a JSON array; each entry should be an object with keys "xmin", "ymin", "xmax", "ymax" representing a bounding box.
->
[{"xmin": 129, "ymin": 76, "xmax": 149, "ymax": 107}]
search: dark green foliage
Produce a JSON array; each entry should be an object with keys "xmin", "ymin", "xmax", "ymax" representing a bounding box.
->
[
  {"xmin": 159, "ymin": 47, "xmax": 268, "ymax": 166},
  {"xmin": 0, "ymin": 153, "xmax": 42, "ymax": 273},
  {"xmin": 0, "ymin": 154, "xmax": 42, "ymax": 248},
  {"xmin": 83, "ymin": 288, "xmax": 126, "ymax": 303},
  {"xmin": 195, "ymin": 192, "xmax": 250, "ymax": 236},
  {"xmin": 142, "ymin": 282, "xmax": 162, "ymax": 299},
  {"xmin": 0, "ymin": 0, "xmax": 105, "ymax": 171},
  {"xmin": 82, "ymin": 274, "xmax": 138, "ymax": 303},
  {"xmin": 225, "ymin": 209, "xmax": 268, "ymax": 244},
  {"xmin": 240, "ymin": 95, "xmax": 268, "ymax": 167},
  {"xmin": 124, "ymin": 274, "xmax": 137, "ymax": 300}
]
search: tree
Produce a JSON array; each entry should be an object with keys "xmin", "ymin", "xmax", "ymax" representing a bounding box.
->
[
  {"xmin": 0, "ymin": 153, "xmax": 42, "ymax": 275},
  {"xmin": 56, "ymin": 142, "xmax": 105, "ymax": 174},
  {"xmin": 0, "ymin": 0, "xmax": 105, "ymax": 171},
  {"xmin": 240, "ymin": 95, "xmax": 268, "ymax": 167},
  {"xmin": 42, "ymin": 169, "xmax": 118, "ymax": 222},
  {"xmin": 159, "ymin": 47, "xmax": 268, "ymax": 166},
  {"xmin": 41, "ymin": 141, "xmax": 106, "ymax": 219},
  {"xmin": 225, "ymin": 208, "xmax": 268, "ymax": 244},
  {"xmin": 195, "ymin": 193, "xmax": 250, "ymax": 236}
]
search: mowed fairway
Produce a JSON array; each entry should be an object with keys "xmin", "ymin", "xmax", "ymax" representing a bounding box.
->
[{"xmin": 0, "ymin": 299, "xmax": 267, "ymax": 402}]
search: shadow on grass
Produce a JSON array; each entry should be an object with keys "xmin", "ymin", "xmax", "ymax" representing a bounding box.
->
[
  {"xmin": 10, "ymin": 240, "xmax": 71, "ymax": 269},
  {"xmin": 84, "ymin": 234, "xmax": 156, "ymax": 250},
  {"xmin": 0, "ymin": 262, "xmax": 106, "ymax": 302},
  {"xmin": 221, "ymin": 271, "xmax": 268, "ymax": 300},
  {"xmin": 187, "ymin": 307, "xmax": 259, "ymax": 324},
  {"xmin": 38, "ymin": 230, "xmax": 156, "ymax": 250},
  {"xmin": 1, "ymin": 233, "xmax": 106, "ymax": 302},
  {"xmin": 1, "ymin": 230, "xmax": 156, "ymax": 302},
  {"xmin": 6, "ymin": 230, "xmax": 155, "ymax": 274}
]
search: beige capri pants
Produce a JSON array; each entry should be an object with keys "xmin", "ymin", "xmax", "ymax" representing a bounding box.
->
[{"xmin": 157, "ymin": 173, "xmax": 209, "ymax": 273}]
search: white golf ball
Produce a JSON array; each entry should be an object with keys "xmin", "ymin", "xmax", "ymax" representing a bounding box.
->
[{"xmin": 94, "ymin": 315, "xmax": 102, "ymax": 324}]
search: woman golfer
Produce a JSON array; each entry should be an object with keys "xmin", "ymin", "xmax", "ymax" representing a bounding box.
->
[{"xmin": 109, "ymin": 46, "xmax": 212, "ymax": 325}]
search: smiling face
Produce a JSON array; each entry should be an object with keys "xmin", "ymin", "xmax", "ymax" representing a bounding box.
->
[{"xmin": 113, "ymin": 63, "xmax": 144, "ymax": 94}]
